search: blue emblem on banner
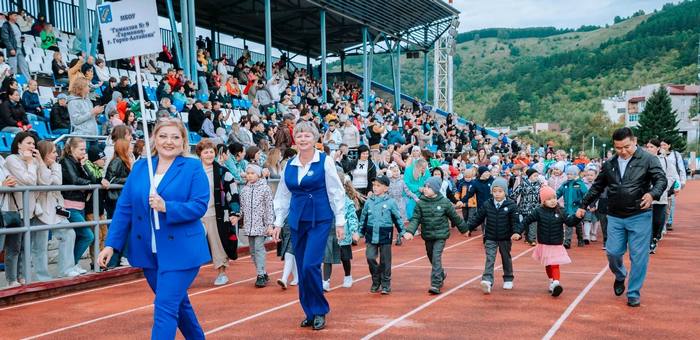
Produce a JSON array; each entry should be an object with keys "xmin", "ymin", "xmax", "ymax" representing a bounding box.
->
[{"xmin": 98, "ymin": 5, "xmax": 112, "ymax": 24}]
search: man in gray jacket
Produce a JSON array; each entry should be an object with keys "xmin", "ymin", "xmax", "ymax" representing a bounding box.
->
[{"xmin": 0, "ymin": 12, "xmax": 29, "ymax": 81}]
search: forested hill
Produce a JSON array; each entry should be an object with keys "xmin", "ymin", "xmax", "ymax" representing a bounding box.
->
[{"xmin": 331, "ymin": 1, "xmax": 699, "ymax": 137}]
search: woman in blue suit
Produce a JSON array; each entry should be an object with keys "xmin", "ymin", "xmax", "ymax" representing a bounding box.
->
[
  {"xmin": 98, "ymin": 119, "xmax": 211, "ymax": 340},
  {"xmin": 271, "ymin": 121, "xmax": 346, "ymax": 331}
]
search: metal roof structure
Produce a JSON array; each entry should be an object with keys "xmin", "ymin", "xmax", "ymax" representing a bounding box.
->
[{"xmin": 158, "ymin": 0, "xmax": 459, "ymax": 58}]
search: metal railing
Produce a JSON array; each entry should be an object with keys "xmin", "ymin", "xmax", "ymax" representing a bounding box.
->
[
  {"xmin": 0, "ymin": 183, "xmax": 122, "ymax": 285},
  {"xmin": 0, "ymin": 177, "xmax": 282, "ymax": 287}
]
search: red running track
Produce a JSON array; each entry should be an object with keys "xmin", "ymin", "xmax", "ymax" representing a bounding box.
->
[{"xmin": 1, "ymin": 182, "xmax": 699, "ymax": 339}]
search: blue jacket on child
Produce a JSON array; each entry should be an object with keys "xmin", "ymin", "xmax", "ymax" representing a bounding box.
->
[
  {"xmin": 359, "ymin": 193, "xmax": 404, "ymax": 244},
  {"xmin": 556, "ymin": 178, "xmax": 588, "ymax": 215}
]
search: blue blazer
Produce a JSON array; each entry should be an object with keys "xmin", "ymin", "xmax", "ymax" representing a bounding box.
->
[{"xmin": 105, "ymin": 156, "xmax": 212, "ymax": 271}]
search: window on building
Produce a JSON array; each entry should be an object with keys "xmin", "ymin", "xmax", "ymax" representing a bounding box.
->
[
  {"xmin": 629, "ymin": 114, "xmax": 639, "ymax": 122},
  {"xmin": 617, "ymin": 108, "xmax": 626, "ymax": 113}
]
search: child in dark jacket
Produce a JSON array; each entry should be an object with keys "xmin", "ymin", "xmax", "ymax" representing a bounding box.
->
[
  {"xmin": 359, "ymin": 175, "xmax": 404, "ymax": 295},
  {"xmin": 514, "ymin": 186, "xmax": 581, "ymax": 297},
  {"xmin": 404, "ymin": 176, "xmax": 469, "ymax": 295},
  {"xmin": 467, "ymin": 166, "xmax": 494, "ymax": 210},
  {"xmin": 556, "ymin": 166, "xmax": 588, "ymax": 248},
  {"xmin": 466, "ymin": 177, "xmax": 519, "ymax": 294}
]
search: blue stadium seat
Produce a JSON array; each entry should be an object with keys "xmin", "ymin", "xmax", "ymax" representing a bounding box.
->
[
  {"xmin": 232, "ymin": 99, "xmax": 240, "ymax": 109},
  {"xmin": 32, "ymin": 120, "xmax": 56, "ymax": 139},
  {"xmin": 197, "ymin": 93, "xmax": 208, "ymax": 102},
  {"xmin": 188, "ymin": 132, "xmax": 201, "ymax": 145},
  {"xmin": 0, "ymin": 132, "xmax": 15, "ymax": 152},
  {"xmin": 243, "ymin": 100, "xmax": 251, "ymax": 109},
  {"xmin": 173, "ymin": 99, "xmax": 185, "ymax": 112},
  {"xmin": 16, "ymin": 74, "xmax": 28, "ymax": 88},
  {"xmin": 43, "ymin": 108, "xmax": 51, "ymax": 121}
]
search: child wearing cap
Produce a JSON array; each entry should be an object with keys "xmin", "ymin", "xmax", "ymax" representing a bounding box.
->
[
  {"xmin": 467, "ymin": 165, "xmax": 495, "ymax": 210},
  {"xmin": 465, "ymin": 177, "xmax": 519, "ymax": 294},
  {"xmin": 403, "ymin": 176, "xmax": 469, "ymax": 295},
  {"xmin": 556, "ymin": 166, "xmax": 588, "ymax": 248},
  {"xmin": 510, "ymin": 168, "xmax": 542, "ymax": 246},
  {"xmin": 240, "ymin": 164, "xmax": 274, "ymax": 287},
  {"xmin": 513, "ymin": 186, "xmax": 581, "ymax": 297},
  {"xmin": 359, "ymin": 175, "xmax": 404, "ymax": 295}
]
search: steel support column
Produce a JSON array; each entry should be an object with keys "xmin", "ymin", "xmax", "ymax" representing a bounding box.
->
[
  {"xmin": 78, "ymin": 0, "xmax": 88, "ymax": 54},
  {"xmin": 89, "ymin": 0, "xmax": 102, "ymax": 57},
  {"xmin": 423, "ymin": 50, "xmax": 429, "ymax": 103},
  {"xmin": 180, "ymin": 0, "xmax": 190, "ymax": 78},
  {"xmin": 395, "ymin": 42, "xmax": 401, "ymax": 110},
  {"xmin": 264, "ymin": 0, "xmax": 272, "ymax": 79},
  {"xmin": 165, "ymin": 0, "xmax": 183, "ymax": 69},
  {"xmin": 362, "ymin": 26, "xmax": 369, "ymax": 112},
  {"xmin": 320, "ymin": 9, "xmax": 327, "ymax": 104},
  {"xmin": 188, "ymin": 0, "xmax": 197, "ymax": 80}
]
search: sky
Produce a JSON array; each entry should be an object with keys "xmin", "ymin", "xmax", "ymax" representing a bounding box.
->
[{"xmin": 451, "ymin": 0, "xmax": 680, "ymax": 32}]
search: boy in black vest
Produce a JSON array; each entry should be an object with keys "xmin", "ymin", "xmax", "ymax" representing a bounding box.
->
[{"xmin": 466, "ymin": 177, "xmax": 519, "ymax": 294}]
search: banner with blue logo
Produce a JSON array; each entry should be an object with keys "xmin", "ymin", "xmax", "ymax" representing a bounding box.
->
[{"xmin": 98, "ymin": 0, "xmax": 161, "ymax": 60}]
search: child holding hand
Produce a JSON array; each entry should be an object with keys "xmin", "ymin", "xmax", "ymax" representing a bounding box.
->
[{"xmin": 513, "ymin": 186, "xmax": 581, "ymax": 296}]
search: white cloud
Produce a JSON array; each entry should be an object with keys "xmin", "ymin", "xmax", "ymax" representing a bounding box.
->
[{"xmin": 449, "ymin": 0, "xmax": 679, "ymax": 31}]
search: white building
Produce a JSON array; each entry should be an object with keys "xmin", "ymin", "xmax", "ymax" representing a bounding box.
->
[{"xmin": 602, "ymin": 84, "xmax": 699, "ymax": 145}]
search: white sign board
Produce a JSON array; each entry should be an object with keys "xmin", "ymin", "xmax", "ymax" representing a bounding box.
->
[{"xmin": 97, "ymin": 0, "xmax": 161, "ymax": 61}]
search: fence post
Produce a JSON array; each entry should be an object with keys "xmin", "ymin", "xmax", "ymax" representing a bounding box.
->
[
  {"xmin": 22, "ymin": 189, "xmax": 32, "ymax": 285},
  {"xmin": 92, "ymin": 186, "xmax": 101, "ymax": 273}
]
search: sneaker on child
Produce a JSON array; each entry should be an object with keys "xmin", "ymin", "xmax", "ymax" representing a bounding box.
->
[
  {"xmin": 342, "ymin": 276, "xmax": 353, "ymax": 288},
  {"xmin": 503, "ymin": 281, "xmax": 514, "ymax": 290},
  {"xmin": 323, "ymin": 280, "xmax": 331, "ymax": 292},
  {"xmin": 480, "ymin": 280, "xmax": 492, "ymax": 294},
  {"xmin": 214, "ymin": 273, "xmax": 229, "ymax": 286}
]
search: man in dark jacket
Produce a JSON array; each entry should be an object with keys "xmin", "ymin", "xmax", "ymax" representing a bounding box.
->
[
  {"xmin": 466, "ymin": 177, "xmax": 518, "ymax": 294},
  {"xmin": 50, "ymin": 93, "xmax": 71, "ymax": 134},
  {"xmin": 0, "ymin": 12, "xmax": 29, "ymax": 81},
  {"xmin": 577, "ymin": 127, "xmax": 667, "ymax": 307},
  {"xmin": 187, "ymin": 100, "xmax": 206, "ymax": 133}
]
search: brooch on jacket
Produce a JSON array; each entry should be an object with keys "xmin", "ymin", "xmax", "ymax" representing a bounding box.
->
[{"xmin": 306, "ymin": 170, "xmax": 314, "ymax": 177}]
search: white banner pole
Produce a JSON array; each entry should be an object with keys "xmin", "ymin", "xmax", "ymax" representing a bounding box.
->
[{"xmin": 135, "ymin": 60, "xmax": 160, "ymax": 230}]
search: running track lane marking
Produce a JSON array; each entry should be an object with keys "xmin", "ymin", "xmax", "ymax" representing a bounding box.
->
[
  {"xmin": 204, "ymin": 236, "xmax": 481, "ymax": 336},
  {"xmin": 0, "ymin": 250, "xmax": 273, "ymax": 312},
  {"xmin": 20, "ymin": 248, "xmax": 359, "ymax": 339},
  {"xmin": 361, "ymin": 246, "xmax": 535, "ymax": 340},
  {"xmin": 542, "ymin": 264, "xmax": 608, "ymax": 340}
]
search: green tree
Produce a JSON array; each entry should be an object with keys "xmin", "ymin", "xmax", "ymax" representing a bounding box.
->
[
  {"xmin": 635, "ymin": 87, "xmax": 686, "ymax": 151},
  {"xmin": 486, "ymin": 92, "xmax": 520, "ymax": 124}
]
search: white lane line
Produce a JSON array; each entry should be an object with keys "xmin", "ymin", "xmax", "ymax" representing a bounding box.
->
[
  {"xmin": 204, "ymin": 236, "xmax": 481, "ymax": 336},
  {"xmin": 542, "ymin": 264, "xmax": 608, "ymax": 340},
  {"xmin": 1, "ymin": 250, "xmax": 272, "ymax": 311},
  {"xmin": 362, "ymin": 247, "xmax": 535, "ymax": 340},
  {"xmin": 20, "ymin": 252, "xmax": 279, "ymax": 340},
  {"xmin": 400, "ymin": 265, "xmax": 601, "ymax": 275}
]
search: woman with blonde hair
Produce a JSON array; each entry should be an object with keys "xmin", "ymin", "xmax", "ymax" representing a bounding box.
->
[
  {"xmin": 68, "ymin": 77, "xmax": 104, "ymax": 136},
  {"xmin": 99, "ymin": 119, "xmax": 210, "ymax": 339},
  {"xmin": 264, "ymin": 147, "xmax": 283, "ymax": 179}
]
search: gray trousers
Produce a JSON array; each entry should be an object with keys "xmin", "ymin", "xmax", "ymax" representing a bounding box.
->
[
  {"xmin": 425, "ymin": 239, "xmax": 446, "ymax": 288},
  {"xmin": 564, "ymin": 223, "xmax": 584, "ymax": 244},
  {"xmin": 53, "ymin": 228, "xmax": 77, "ymax": 276},
  {"xmin": 30, "ymin": 218, "xmax": 51, "ymax": 281},
  {"xmin": 482, "ymin": 240, "xmax": 513, "ymax": 283},
  {"xmin": 7, "ymin": 51, "xmax": 30, "ymax": 81},
  {"xmin": 366, "ymin": 243, "xmax": 392, "ymax": 288},
  {"xmin": 248, "ymin": 235, "xmax": 267, "ymax": 275}
]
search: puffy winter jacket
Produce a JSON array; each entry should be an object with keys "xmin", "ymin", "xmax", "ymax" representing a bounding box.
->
[
  {"xmin": 517, "ymin": 206, "xmax": 581, "ymax": 245},
  {"xmin": 466, "ymin": 198, "xmax": 519, "ymax": 241},
  {"xmin": 406, "ymin": 193, "xmax": 467, "ymax": 240},
  {"xmin": 556, "ymin": 178, "xmax": 588, "ymax": 215},
  {"xmin": 359, "ymin": 194, "xmax": 403, "ymax": 245},
  {"xmin": 467, "ymin": 177, "xmax": 494, "ymax": 209}
]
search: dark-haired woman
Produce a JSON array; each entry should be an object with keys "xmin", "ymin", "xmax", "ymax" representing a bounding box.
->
[{"xmin": 344, "ymin": 144, "xmax": 376, "ymax": 197}]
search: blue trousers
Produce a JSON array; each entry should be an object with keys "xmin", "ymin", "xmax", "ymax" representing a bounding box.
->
[
  {"xmin": 606, "ymin": 211, "xmax": 652, "ymax": 300},
  {"xmin": 291, "ymin": 220, "xmax": 332, "ymax": 320},
  {"xmin": 68, "ymin": 209, "xmax": 95, "ymax": 265},
  {"xmin": 143, "ymin": 266, "xmax": 204, "ymax": 340}
]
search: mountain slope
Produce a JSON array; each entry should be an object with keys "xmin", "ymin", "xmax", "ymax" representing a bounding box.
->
[{"xmin": 330, "ymin": 1, "xmax": 698, "ymax": 135}]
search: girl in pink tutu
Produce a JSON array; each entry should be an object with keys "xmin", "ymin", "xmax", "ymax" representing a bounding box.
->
[{"xmin": 512, "ymin": 186, "xmax": 581, "ymax": 296}]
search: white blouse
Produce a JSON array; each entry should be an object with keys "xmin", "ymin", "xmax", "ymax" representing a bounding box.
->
[{"xmin": 273, "ymin": 150, "xmax": 346, "ymax": 228}]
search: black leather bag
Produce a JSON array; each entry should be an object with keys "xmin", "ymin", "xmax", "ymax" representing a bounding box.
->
[{"xmin": 0, "ymin": 194, "xmax": 23, "ymax": 228}]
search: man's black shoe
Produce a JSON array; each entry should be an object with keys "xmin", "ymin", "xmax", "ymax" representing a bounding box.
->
[
  {"xmin": 614, "ymin": 279, "xmax": 625, "ymax": 296},
  {"xmin": 564, "ymin": 242, "xmax": 571, "ymax": 249},
  {"xmin": 300, "ymin": 319, "xmax": 313, "ymax": 327},
  {"xmin": 627, "ymin": 298, "xmax": 640, "ymax": 307},
  {"xmin": 312, "ymin": 315, "xmax": 326, "ymax": 330}
]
